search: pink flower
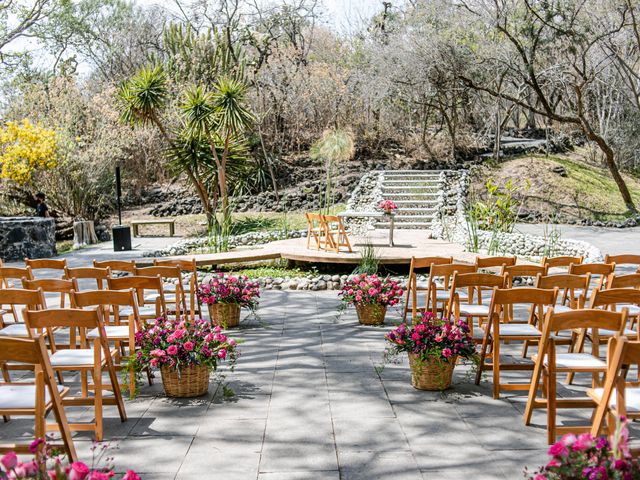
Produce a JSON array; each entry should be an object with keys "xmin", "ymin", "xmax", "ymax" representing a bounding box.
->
[
  {"xmin": 149, "ymin": 358, "xmax": 159, "ymax": 367},
  {"xmin": 442, "ymin": 348, "xmax": 452, "ymax": 358},
  {"xmin": 122, "ymin": 471, "xmax": 141, "ymax": 480},
  {"xmin": 184, "ymin": 341, "xmax": 194, "ymax": 351},
  {"xmin": 547, "ymin": 442, "xmax": 568, "ymax": 457},
  {"xmin": 1, "ymin": 452, "xmax": 18, "ymax": 470},
  {"xmin": 150, "ymin": 349, "xmax": 166, "ymax": 357},
  {"xmin": 572, "ymin": 432, "xmax": 593, "ymax": 451},
  {"xmin": 68, "ymin": 462, "xmax": 90, "ymax": 480},
  {"xmin": 167, "ymin": 345, "xmax": 178, "ymax": 355},
  {"xmin": 218, "ymin": 348, "xmax": 227, "ymax": 359},
  {"xmin": 29, "ymin": 438, "xmax": 44, "ymax": 453},
  {"xmin": 88, "ymin": 472, "xmax": 113, "ymax": 480}
]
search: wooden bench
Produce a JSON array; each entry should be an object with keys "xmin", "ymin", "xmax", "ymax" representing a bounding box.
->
[{"xmin": 130, "ymin": 219, "xmax": 176, "ymax": 237}]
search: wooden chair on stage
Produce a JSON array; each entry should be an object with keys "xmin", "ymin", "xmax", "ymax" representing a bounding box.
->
[
  {"xmin": 305, "ymin": 213, "xmax": 328, "ymax": 250},
  {"xmin": 0, "ymin": 335, "xmax": 76, "ymax": 461},
  {"xmin": 322, "ymin": 215, "xmax": 352, "ymax": 253},
  {"xmin": 23, "ymin": 308, "xmax": 127, "ymax": 441},
  {"xmin": 475, "ymin": 287, "xmax": 558, "ymax": 399},
  {"xmin": 403, "ymin": 256, "xmax": 452, "ymax": 322},
  {"xmin": 524, "ymin": 308, "xmax": 625, "ymax": 444}
]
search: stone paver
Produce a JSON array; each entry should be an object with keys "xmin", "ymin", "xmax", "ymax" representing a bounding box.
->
[{"xmin": 0, "ymin": 290, "xmax": 564, "ymax": 479}]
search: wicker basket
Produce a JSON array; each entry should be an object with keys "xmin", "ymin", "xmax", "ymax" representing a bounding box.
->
[
  {"xmin": 160, "ymin": 364, "xmax": 210, "ymax": 398},
  {"xmin": 408, "ymin": 353, "xmax": 457, "ymax": 391},
  {"xmin": 208, "ymin": 303, "xmax": 241, "ymax": 328},
  {"xmin": 355, "ymin": 304, "xmax": 387, "ymax": 326}
]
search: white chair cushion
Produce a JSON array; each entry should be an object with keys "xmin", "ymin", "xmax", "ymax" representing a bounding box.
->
[
  {"xmin": 434, "ymin": 290, "xmax": 469, "ymax": 301},
  {"xmin": 458, "ymin": 304, "xmax": 490, "ymax": 316},
  {"xmin": 618, "ymin": 304, "xmax": 640, "ymax": 316},
  {"xmin": 163, "ymin": 283, "xmax": 177, "ymax": 293},
  {"xmin": 551, "ymin": 305, "xmax": 573, "ymax": 314},
  {"xmin": 415, "ymin": 280, "xmax": 429, "ymax": 290},
  {"xmin": 590, "ymin": 387, "xmax": 640, "ymax": 412},
  {"xmin": 544, "ymin": 353, "xmax": 606, "ymax": 369},
  {"xmin": 144, "ymin": 293, "xmax": 178, "ymax": 303},
  {"xmin": 87, "ymin": 326, "xmax": 130, "ymax": 339},
  {"xmin": 498, "ymin": 323, "xmax": 541, "ymax": 337},
  {"xmin": 50, "ymin": 349, "xmax": 96, "ymax": 367},
  {"xmin": 120, "ymin": 305, "xmax": 157, "ymax": 317},
  {"xmin": 0, "ymin": 323, "xmax": 29, "ymax": 337},
  {"xmin": 0, "ymin": 384, "xmax": 65, "ymax": 409},
  {"xmin": 589, "ymin": 327, "xmax": 637, "ymax": 337}
]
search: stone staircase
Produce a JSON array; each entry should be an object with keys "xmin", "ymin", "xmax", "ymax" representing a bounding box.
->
[{"xmin": 375, "ymin": 170, "xmax": 442, "ymax": 230}]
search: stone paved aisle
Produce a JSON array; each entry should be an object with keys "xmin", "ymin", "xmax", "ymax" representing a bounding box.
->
[{"xmin": 66, "ymin": 291, "xmax": 553, "ymax": 479}]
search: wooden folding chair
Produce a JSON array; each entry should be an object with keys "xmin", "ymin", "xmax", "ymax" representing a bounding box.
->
[
  {"xmin": 569, "ymin": 262, "xmax": 615, "ymax": 295},
  {"xmin": 502, "ymin": 264, "xmax": 548, "ymax": 323},
  {"xmin": 590, "ymin": 337, "xmax": 640, "ymax": 441},
  {"xmin": 23, "ymin": 308, "xmax": 127, "ymax": 441},
  {"xmin": 566, "ymin": 288, "xmax": 640, "ymax": 386},
  {"xmin": 604, "ymin": 254, "xmax": 640, "ymax": 273},
  {"xmin": 24, "ymin": 258, "xmax": 67, "ymax": 277},
  {"xmin": 135, "ymin": 266, "xmax": 186, "ymax": 319},
  {"xmin": 0, "ymin": 289, "xmax": 47, "ymax": 383},
  {"xmin": 322, "ymin": 215, "xmax": 352, "ymax": 253},
  {"xmin": 107, "ymin": 275, "xmax": 167, "ymax": 321},
  {"xmin": 524, "ymin": 308, "xmax": 625, "ymax": 444},
  {"xmin": 474, "ymin": 256, "xmax": 516, "ymax": 303},
  {"xmin": 424, "ymin": 263, "xmax": 476, "ymax": 319},
  {"xmin": 475, "ymin": 287, "xmax": 558, "ymax": 399},
  {"xmin": 0, "ymin": 335, "xmax": 76, "ymax": 461},
  {"xmin": 93, "ymin": 259, "xmax": 136, "ymax": 275},
  {"xmin": 0, "ymin": 266, "xmax": 34, "ymax": 324},
  {"xmin": 403, "ymin": 256, "xmax": 453, "ymax": 322},
  {"xmin": 72, "ymin": 289, "xmax": 145, "ymax": 395},
  {"xmin": 154, "ymin": 258, "xmax": 202, "ymax": 319},
  {"xmin": 446, "ymin": 272, "xmax": 505, "ymax": 337},
  {"xmin": 64, "ymin": 266, "xmax": 111, "ymax": 290},
  {"xmin": 22, "ymin": 278, "xmax": 78, "ymax": 309},
  {"xmin": 305, "ymin": 213, "xmax": 327, "ymax": 250},
  {"xmin": 542, "ymin": 255, "xmax": 584, "ymax": 271}
]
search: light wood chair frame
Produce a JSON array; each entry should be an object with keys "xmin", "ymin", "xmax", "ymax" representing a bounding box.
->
[
  {"xmin": 154, "ymin": 258, "xmax": 201, "ymax": 319},
  {"xmin": 322, "ymin": 214, "xmax": 353, "ymax": 253},
  {"xmin": 424, "ymin": 263, "xmax": 477, "ymax": 319},
  {"xmin": 403, "ymin": 256, "xmax": 453, "ymax": 322}
]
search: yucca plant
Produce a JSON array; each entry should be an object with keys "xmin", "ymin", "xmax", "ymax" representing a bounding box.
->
[{"xmin": 310, "ymin": 129, "xmax": 355, "ymax": 214}]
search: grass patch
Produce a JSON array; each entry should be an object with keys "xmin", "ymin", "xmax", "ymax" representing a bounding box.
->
[
  {"xmin": 56, "ymin": 240, "xmax": 74, "ymax": 254},
  {"xmin": 229, "ymin": 204, "xmax": 346, "ymax": 236}
]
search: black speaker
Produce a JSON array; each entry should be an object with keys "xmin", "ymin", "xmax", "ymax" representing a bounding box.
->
[{"xmin": 112, "ymin": 225, "xmax": 132, "ymax": 251}]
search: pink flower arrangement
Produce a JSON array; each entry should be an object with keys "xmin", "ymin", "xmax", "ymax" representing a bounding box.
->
[
  {"xmin": 129, "ymin": 317, "xmax": 238, "ymax": 375},
  {"xmin": 338, "ymin": 273, "xmax": 403, "ymax": 308},
  {"xmin": 0, "ymin": 440, "xmax": 139, "ymax": 479},
  {"xmin": 528, "ymin": 418, "xmax": 640, "ymax": 479},
  {"xmin": 197, "ymin": 273, "xmax": 260, "ymax": 312},
  {"xmin": 378, "ymin": 200, "xmax": 397, "ymax": 213},
  {"xmin": 385, "ymin": 312, "xmax": 477, "ymax": 361}
]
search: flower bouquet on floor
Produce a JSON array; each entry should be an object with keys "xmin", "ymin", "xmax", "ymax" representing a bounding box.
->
[
  {"xmin": 131, "ymin": 317, "xmax": 238, "ymax": 398},
  {"xmin": 197, "ymin": 273, "xmax": 260, "ymax": 328},
  {"xmin": 378, "ymin": 199, "xmax": 397, "ymax": 215},
  {"xmin": 527, "ymin": 417, "xmax": 640, "ymax": 479},
  {"xmin": 0, "ymin": 440, "xmax": 140, "ymax": 479},
  {"xmin": 339, "ymin": 273, "xmax": 403, "ymax": 325},
  {"xmin": 385, "ymin": 312, "xmax": 476, "ymax": 390}
]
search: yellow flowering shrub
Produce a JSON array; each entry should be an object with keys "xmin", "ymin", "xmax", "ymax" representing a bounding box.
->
[{"xmin": 0, "ymin": 120, "xmax": 58, "ymax": 184}]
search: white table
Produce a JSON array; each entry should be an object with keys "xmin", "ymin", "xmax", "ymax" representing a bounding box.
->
[{"xmin": 338, "ymin": 211, "xmax": 395, "ymax": 247}]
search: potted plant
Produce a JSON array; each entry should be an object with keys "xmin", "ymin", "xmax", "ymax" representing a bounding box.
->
[
  {"xmin": 339, "ymin": 273, "xmax": 403, "ymax": 325},
  {"xmin": 197, "ymin": 272, "xmax": 260, "ymax": 328},
  {"xmin": 0, "ymin": 439, "xmax": 140, "ymax": 479},
  {"xmin": 378, "ymin": 199, "xmax": 397, "ymax": 215},
  {"xmin": 131, "ymin": 317, "xmax": 238, "ymax": 398},
  {"xmin": 385, "ymin": 312, "xmax": 476, "ymax": 390},
  {"xmin": 527, "ymin": 417, "xmax": 640, "ymax": 479}
]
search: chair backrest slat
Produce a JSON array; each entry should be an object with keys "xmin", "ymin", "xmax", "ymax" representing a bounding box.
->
[
  {"xmin": 93, "ymin": 259, "xmax": 136, "ymax": 274},
  {"xmin": 24, "ymin": 307, "xmax": 101, "ymax": 330},
  {"xmin": 542, "ymin": 255, "xmax": 584, "ymax": 269},
  {"xmin": 410, "ymin": 256, "xmax": 453, "ymax": 270},
  {"xmin": 475, "ymin": 256, "xmax": 517, "ymax": 269},
  {"xmin": 607, "ymin": 273, "xmax": 640, "ymax": 289},
  {"xmin": 25, "ymin": 258, "xmax": 67, "ymax": 271}
]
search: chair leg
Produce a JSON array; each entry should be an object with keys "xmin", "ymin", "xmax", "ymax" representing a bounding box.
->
[
  {"xmin": 547, "ymin": 369, "xmax": 557, "ymax": 444},
  {"xmin": 93, "ymin": 366, "xmax": 103, "ymax": 442},
  {"xmin": 475, "ymin": 331, "xmax": 491, "ymax": 386},
  {"xmin": 492, "ymin": 333, "xmax": 501, "ymax": 399}
]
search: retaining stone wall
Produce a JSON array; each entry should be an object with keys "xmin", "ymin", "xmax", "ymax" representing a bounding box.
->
[{"xmin": 0, "ymin": 217, "xmax": 56, "ymax": 261}]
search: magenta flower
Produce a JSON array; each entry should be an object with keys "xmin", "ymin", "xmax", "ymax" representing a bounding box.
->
[
  {"xmin": 184, "ymin": 341, "xmax": 194, "ymax": 351},
  {"xmin": 68, "ymin": 461, "xmax": 90, "ymax": 480},
  {"xmin": 167, "ymin": 345, "xmax": 178, "ymax": 355},
  {"xmin": 1, "ymin": 452, "xmax": 18, "ymax": 470}
]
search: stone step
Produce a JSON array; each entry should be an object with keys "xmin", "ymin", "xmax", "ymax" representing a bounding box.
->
[
  {"xmin": 383, "ymin": 170, "xmax": 443, "ymax": 175},
  {"xmin": 382, "ymin": 179, "xmax": 440, "ymax": 185},
  {"xmin": 391, "ymin": 199, "xmax": 439, "ymax": 205},
  {"xmin": 375, "ymin": 221, "xmax": 432, "ymax": 229},
  {"xmin": 394, "ymin": 214, "xmax": 435, "ymax": 221},
  {"xmin": 383, "ymin": 193, "xmax": 440, "ymax": 199},
  {"xmin": 395, "ymin": 207, "xmax": 438, "ymax": 214},
  {"xmin": 382, "ymin": 186, "xmax": 439, "ymax": 193}
]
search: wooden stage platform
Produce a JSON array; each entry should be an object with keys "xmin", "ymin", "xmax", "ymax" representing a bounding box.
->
[{"xmin": 151, "ymin": 230, "xmax": 481, "ymax": 267}]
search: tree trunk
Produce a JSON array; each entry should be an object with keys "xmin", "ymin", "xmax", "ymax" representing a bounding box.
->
[{"xmin": 73, "ymin": 220, "xmax": 98, "ymax": 248}]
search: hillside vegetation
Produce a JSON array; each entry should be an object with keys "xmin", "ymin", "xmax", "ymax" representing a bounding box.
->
[{"xmin": 471, "ymin": 154, "xmax": 640, "ymax": 223}]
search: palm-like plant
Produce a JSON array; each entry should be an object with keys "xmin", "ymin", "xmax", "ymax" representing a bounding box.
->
[
  {"xmin": 311, "ymin": 129, "xmax": 355, "ymax": 213},
  {"xmin": 118, "ymin": 65, "xmax": 168, "ymax": 136}
]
